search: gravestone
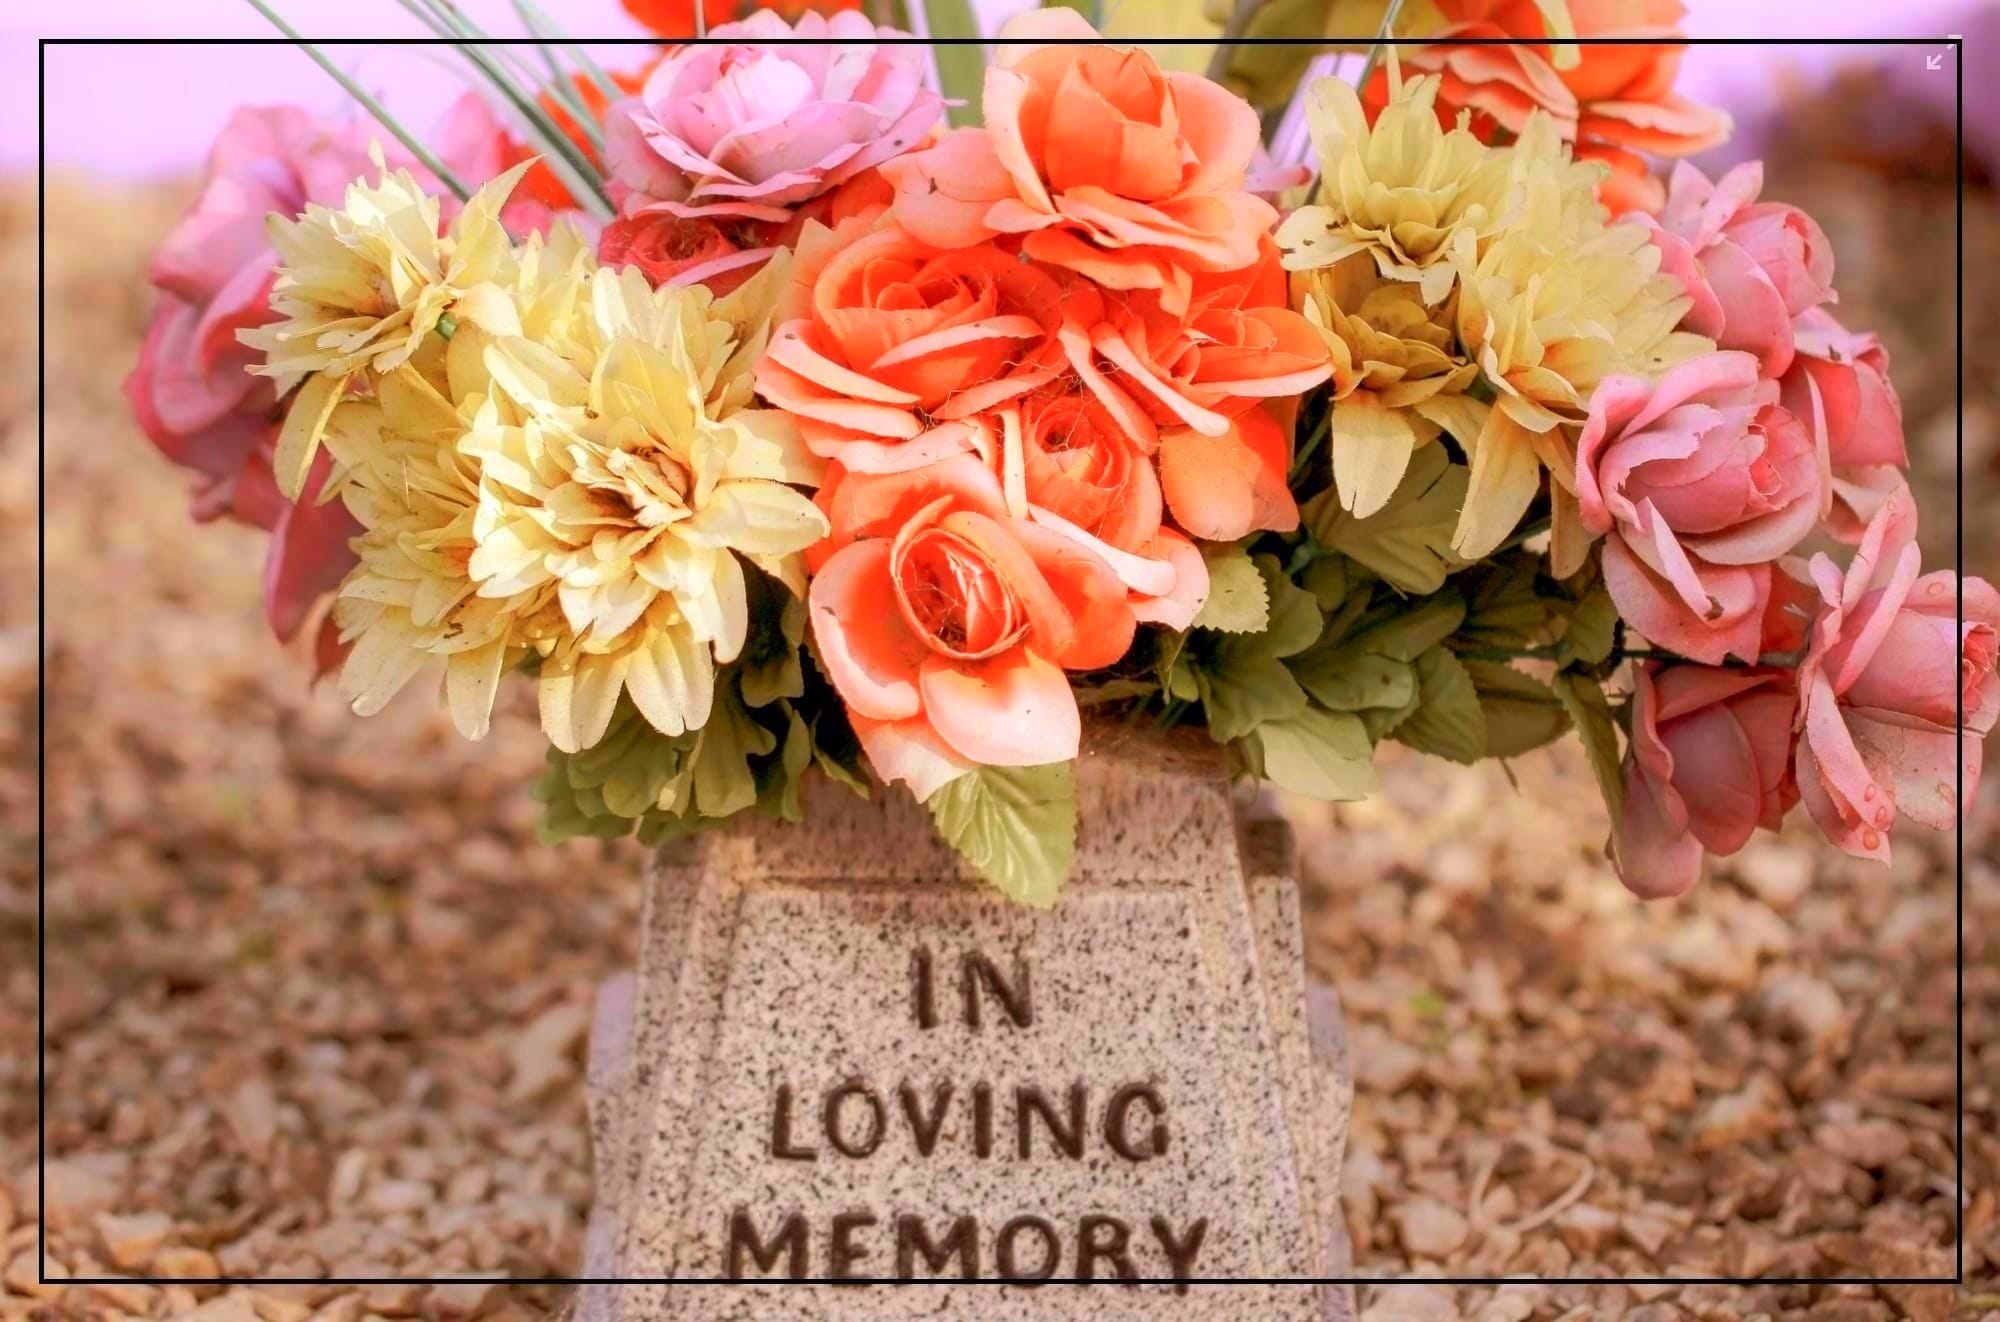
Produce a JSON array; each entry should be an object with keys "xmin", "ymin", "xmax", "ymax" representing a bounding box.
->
[{"xmin": 576, "ymin": 726, "xmax": 1355, "ymax": 1319}]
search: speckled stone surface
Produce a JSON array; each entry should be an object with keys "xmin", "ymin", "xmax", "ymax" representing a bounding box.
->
[{"xmin": 577, "ymin": 728, "xmax": 1353, "ymax": 1320}]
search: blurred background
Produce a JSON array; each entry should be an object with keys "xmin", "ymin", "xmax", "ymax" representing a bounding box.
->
[{"xmin": 5, "ymin": 1, "xmax": 1997, "ymax": 1318}]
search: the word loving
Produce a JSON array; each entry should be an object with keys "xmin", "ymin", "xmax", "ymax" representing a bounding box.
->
[{"xmin": 724, "ymin": 946, "xmax": 1210, "ymax": 1286}]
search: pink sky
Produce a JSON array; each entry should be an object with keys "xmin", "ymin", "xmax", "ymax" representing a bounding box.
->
[{"xmin": 3, "ymin": 0, "xmax": 1976, "ymax": 179}]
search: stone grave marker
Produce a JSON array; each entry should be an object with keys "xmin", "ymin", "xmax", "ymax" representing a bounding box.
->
[{"xmin": 577, "ymin": 727, "xmax": 1354, "ymax": 1320}]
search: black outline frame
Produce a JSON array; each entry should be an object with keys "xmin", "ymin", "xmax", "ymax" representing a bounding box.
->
[{"xmin": 32, "ymin": 26, "xmax": 1967, "ymax": 1295}]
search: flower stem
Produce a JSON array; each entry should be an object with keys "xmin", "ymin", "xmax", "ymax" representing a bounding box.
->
[
  {"xmin": 1205, "ymin": 0, "xmax": 1268, "ymax": 84},
  {"xmin": 1289, "ymin": 407, "xmax": 1332, "ymax": 484},
  {"xmin": 1355, "ymin": 0, "xmax": 1409, "ymax": 93},
  {"xmin": 242, "ymin": 0, "xmax": 473, "ymax": 202}
]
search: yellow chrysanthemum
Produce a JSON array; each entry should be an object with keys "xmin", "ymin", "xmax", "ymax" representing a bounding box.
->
[
  {"xmin": 1281, "ymin": 68, "xmax": 1711, "ymax": 566},
  {"xmin": 462, "ymin": 261, "xmax": 828, "ymax": 753},
  {"xmin": 1298, "ymin": 258, "xmax": 1479, "ymax": 518},
  {"xmin": 317, "ymin": 197, "xmax": 827, "ymax": 753},
  {"xmin": 1444, "ymin": 113, "xmax": 1709, "ymax": 563},
  {"xmin": 1275, "ymin": 70, "xmax": 1518, "ymax": 305},
  {"xmin": 244, "ymin": 153, "xmax": 531, "ymax": 499}
]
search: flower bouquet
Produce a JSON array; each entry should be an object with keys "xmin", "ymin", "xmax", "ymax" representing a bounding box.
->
[{"xmin": 130, "ymin": 0, "xmax": 1991, "ymax": 910}]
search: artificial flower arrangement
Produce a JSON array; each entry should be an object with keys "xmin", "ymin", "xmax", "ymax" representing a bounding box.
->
[{"xmin": 129, "ymin": 0, "xmax": 1993, "ymax": 905}]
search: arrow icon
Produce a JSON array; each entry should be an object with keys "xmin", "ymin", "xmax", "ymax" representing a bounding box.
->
[{"xmin": 1927, "ymin": 54, "xmax": 1943, "ymax": 69}]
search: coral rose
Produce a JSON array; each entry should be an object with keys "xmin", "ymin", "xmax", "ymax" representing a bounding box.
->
[
  {"xmin": 882, "ymin": 9, "xmax": 1273, "ymax": 316},
  {"xmin": 1363, "ymin": 0, "xmax": 1732, "ymax": 214},
  {"xmin": 754, "ymin": 217, "xmax": 1067, "ymax": 472},
  {"xmin": 603, "ymin": 11, "xmax": 942, "ymax": 224},
  {"xmin": 807, "ymin": 456, "xmax": 1137, "ymax": 796},
  {"xmin": 1618, "ymin": 662, "xmax": 1800, "ymax": 899},
  {"xmin": 598, "ymin": 212, "xmax": 769, "ymax": 294},
  {"xmin": 1780, "ymin": 306, "xmax": 1909, "ymax": 541},
  {"xmin": 1080, "ymin": 236, "xmax": 1331, "ymax": 446},
  {"xmin": 1795, "ymin": 493, "xmax": 2000, "ymax": 862},
  {"xmin": 1576, "ymin": 351, "xmax": 1821, "ymax": 665},
  {"xmin": 1642, "ymin": 160, "xmax": 1836, "ymax": 378}
]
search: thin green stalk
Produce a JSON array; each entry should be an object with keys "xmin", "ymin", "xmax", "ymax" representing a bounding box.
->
[
  {"xmin": 513, "ymin": 0, "xmax": 626, "ymax": 104},
  {"xmin": 1204, "ymin": 0, "xmax": 1268, "ymax": 84},
  {"xmin": 399, "ymin": 0, "xmax": 614, "ymax": 216},
  {"xmin": 1289, "ymin": 408, "xmax": 1332, "ymax": 483},
  {"xmin": 243, "ymin": 0, "xmax": 473, "ymax": 201},
  {"xmin": 509, "ymin": 0, "xmax": 610, "ymax": 152},
  {"xmin": 1354, "ymin": 0, "xmax": 1409, "ymax": 92}
]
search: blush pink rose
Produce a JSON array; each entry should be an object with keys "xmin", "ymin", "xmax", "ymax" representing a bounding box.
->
[
  {"xmin": 1641, "ymin": 161, "xmax": 1836, "ymax": 378},
  {"xmin": 1618, "ymin": 662, "xmax": 1800, "ymax": 900},
  {"xmin": 1780, "ymin": 306, "xmax": 1910, "ymax": 542},
  {"xmin": 1576, "ymin": 351, "xmax": 1822, "ymax": 666},
  {"xmin": 124, "ymin": 105, "xmax": 380, "ymax": 649},
  {"xmin": 602, "ymin": 11, "xmax": 942, "ymax": 224},
  {"xmin": 1795, "ymin": 492, "xmax": 2000, "ymax": 863}
]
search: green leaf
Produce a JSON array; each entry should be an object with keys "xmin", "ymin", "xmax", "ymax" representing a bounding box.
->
[
  {"xmin": 1456, "ymin": 553, "xmax": 1555, "ymax": 652},
  {"xmin": 1198, "ymin": 658, "xmax": 1310, "ymax": 743},
  {"xmin": 927, "ymin": 0, "xmax": 987, "ymax": 127},
  {"xmin": 1258, "ymin": 554, "xmax": 1324, "ymax": 659},
  {"xmin": 1290, "ymin": 593, "xmax": 1464, "ymax": 712},
  {"xmin": 691, "ymin": 684, "xmax": 777, "ymax": 819},
  {"xmin": 1306, "ymin": 444, "xmax": 1470, "ymax": 595},
  {"xmin": 1465, "ymin": 661, "xmax": 1571, "ymax": 758},
  {"xmin": 927, "ymin": 763, "xmax": 1077, "ymax": 908},
  {"xmin": 1552, "ymin": 671, "xmax": 1626, "ymax": 860},
  {"xmin": 1301, "ymin": 555, "xmax": 1352, "ymax": 611},
  {"xmin": 809, "ymin": 708, "xmax": 873, "ymax": 800},
  {"xmin": 1247, "ymin": 707, "xmax": 1381, "ymax": 802},
  {"xmin": 1556, "ymin": 578, "xmax": 1619, "ymax": 668},
  {"xmin": 739, "ymin": 573, "xmax": 806, "ymax": 709},
  {"xmin": 1193, "ymin": 555, "xmax": 1321, "ymax": 742},
  {"xmin": 1192, "ymin": 546, "xmax": 1270, "ymax": 633},
  {"xmin": 1394, "ymin": 648, "xmax": 1486, "ymax": 764},
  {"xmin": 755, "ymin": 706, "xmax": 816, "ymax": 824},
  {"xmin": 1074, "ymin": 678, "xmax": 1161, "ymax": 707}
]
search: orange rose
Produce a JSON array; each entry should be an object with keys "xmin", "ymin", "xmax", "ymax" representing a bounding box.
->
[
  {"xmin": 1013, "ymin": 382, "xmax": 1161, "ymax": 553},
  {"xmin": 754, "ymin": 217, "xmax": 1067, "ymax": 473},
  {"xmin": 1085, "ymin": 237, "xmax": 1330, "ymax": 441},
  {"xmin": 881, "ymin": 9, "xmax": 1274, "ymax": 316},
  {"xmin": 807, "ymin": 455, "xmax": 1133, "ymax": 795},
  {"xmin": 1364, "ymin": 0, "xmax": 1730, "ymax": 214}
]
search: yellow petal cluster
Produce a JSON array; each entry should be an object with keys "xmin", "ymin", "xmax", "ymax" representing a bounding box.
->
[
  {"xmin": 243, "ymin": 153, "xmax": 532, "ymax": 499},
  {"xmin": 1276, "ymin": 72, "xmax": 1516, "ymax": 305},
  {"xmin": 289, "ymin": 180, "xmax": 827, "ymax": 754},
  {"xmin": 1279, "ymin": 67, "xmax": 1711, "ymax": 566},
  {"xmin": 1447, "ymin": 113, "xmax": 1709, "ymax": 561},
  {"xmin": 1298, "ymin": 259, "xmax": 1478, "ymax": 519}
]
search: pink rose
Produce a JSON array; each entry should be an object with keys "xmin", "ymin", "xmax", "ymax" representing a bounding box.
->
[
  {"xmin": 602, "ymin": 11, "xmax": 942, "ymax": 224},
  {"xmin": 1619, "ymin": 663, "xmax": 1800, "ymax": 900},
  {"xmin": 1780, "ymin": 306, "xmax": 1909, "ymax": 541},
  {"xmin": 127, "ymin": 98, "xmax": 554, "ymax": 656},
  {"xmin": 1642, "ymin": 161, "xmax": 1836, "ymax": 378},
  {"xmin": 1576, "ymin": 351, "xmax": 1822, "ymax": 666},
  {"xmin": 1795, "ymin": 492, "xmax": 2000, "ymax": 862},
  {"xmin": 125, "ymin": 105, "xmax": 375, "ymax": 646}
]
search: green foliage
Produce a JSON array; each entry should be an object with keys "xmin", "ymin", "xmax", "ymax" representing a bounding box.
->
[
  {"xmin": 1552, "ymin": 671, "xmax": 1627, "ymax": 861},
  {"xmin": 1394, "ymin": 647, "xmax": 1484, "ymax": 764},
  {"xmin": 927, "ymin": 763, "xmax": 1078, "ymax": 908},
  {"xmin": 1192, "ymin": 546, "xmax": 1271, "ymax": 633},
  {"xmin": 1304, "ymin": 445, "xmax": 1470, "ymax": 594},
  {"xmin": 1462, "ymin": 661, "xmax": 1572, "ymax": 759},
  {"xmin": 1246, "ymin": 706, "xmax": 1380, "ymax": 802},
  {"xmin": 1178, "ymin": 554, "xmax": 1322, "ymax": 742},
  {"xmin": 738, "ymin": 570, "xmax": 805, "ymax": 709}
]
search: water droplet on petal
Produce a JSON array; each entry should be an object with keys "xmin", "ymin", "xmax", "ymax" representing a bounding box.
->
[
  {"xmin": 1929, "ymin": 580, "xmax": 1948, "ymax": 596},
  {"xmin": 1862, "ymin": 829, "xmax": 1881, "ymax": 851},
  {"xmin": 1863, "ymin": 784, "xmax": 1878, "ymax": 801},
  {"xmin": 1939, "ymin": 782, "xmax": 1957, "ymax": 806},
  {"xmin": 1874, "ymin": 806, "xmax": 1892, "ymax": 828}
]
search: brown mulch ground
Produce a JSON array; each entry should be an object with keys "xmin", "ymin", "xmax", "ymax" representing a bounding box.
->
[{"xmin": 5, "ymin": 110, "xmax": 1997, "ymax": 1322}]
